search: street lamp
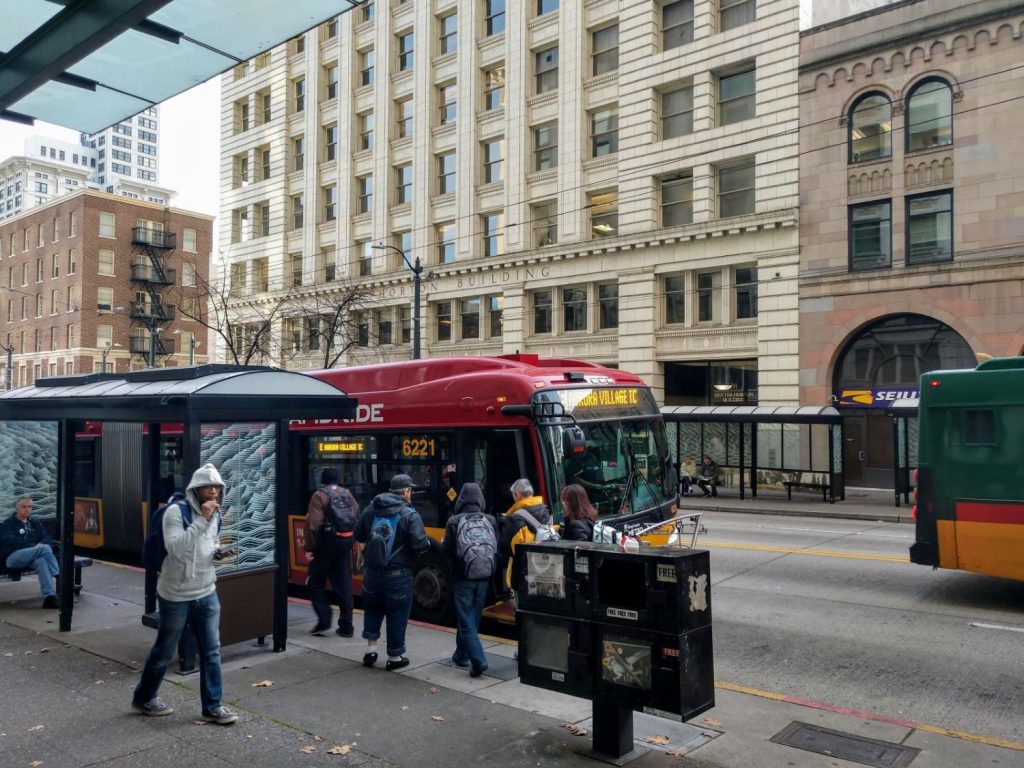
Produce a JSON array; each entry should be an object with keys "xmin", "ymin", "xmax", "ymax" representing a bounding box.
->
[
  {"xmin": 174, "ymin": 329, "xmax": 199, "ymax": 365},
  {"xmin": 147, "ymin": 327, "xmax": 164, "ymax": 368},
  {"xmin": 0, "ymin": 340, "xmax": 13, "ymax": 390},
  {"xmin": 373, "ymin": 243, "xmax": 423, "ymax": 359},
  {"xmin": 100, "ymin": 341, "xmax": 122, "ymax": 374}
]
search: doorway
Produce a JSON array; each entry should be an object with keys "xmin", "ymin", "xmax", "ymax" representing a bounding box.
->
[{"xmin": 842, "ymin": 413, "xmax": 895, "ymax": 488}]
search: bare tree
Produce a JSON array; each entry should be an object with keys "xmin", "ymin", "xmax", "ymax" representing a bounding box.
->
[{"xmin": 286, "ymin": 277, "xmax": 379, "ymax": 369}]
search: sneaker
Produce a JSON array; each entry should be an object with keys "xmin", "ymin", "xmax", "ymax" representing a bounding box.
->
[
  {"xmin": 336, "ymin": 628, "xmax": 354, "ymax": 638},
  {"xmin": 310, "ymin": 623, "xmax": 329, "ymax": 636},
  {"xmin": 362, "ymin": 651, "xmax": 378, "ymax": 667},
  {"xmin": 385, "ymin": 657, "xmax": 410, "ymax": 672},
  {"xmin": 202, "ymin": 705, "xmax": 238, "ymax": 725},
  {"xmin": 41, "ymin": 595, "xmax": 58, "ymax": 609},
  {"xmin": 132, "ymin": 697, "xmax": 174, "ymax": 717},
  {"xmin": 451, "ymin": 655, "xmax": 470, "ymax": 669},
  {"xmin": 470, "ymin": 664, "xmax": 488, "ymax": 678}
]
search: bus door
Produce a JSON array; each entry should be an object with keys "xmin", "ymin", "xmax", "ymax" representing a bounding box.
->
[{"xmin": 463, "ymin": 429, "xmax": 530, "ymax": 517}]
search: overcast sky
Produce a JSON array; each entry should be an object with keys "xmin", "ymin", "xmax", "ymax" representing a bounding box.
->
[{"xmin": 0, "ymin": 78, "xmax": 221, "ymax": 219}]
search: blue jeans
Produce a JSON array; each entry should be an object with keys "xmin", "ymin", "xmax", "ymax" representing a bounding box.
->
[
  {"xmin": 134, "ymin": 592, "xmax": 223, "ymax": 713},
  {"xmin": 361, "ymin": 568, "xmax": 413, "ymax": 657},
  {"xmin": 5, "ymin": 543, "xmax": 59, "ymax": 597},
  {"xmin": 453, "ymin": 578, "xmax": 488, "ymax": 669}
]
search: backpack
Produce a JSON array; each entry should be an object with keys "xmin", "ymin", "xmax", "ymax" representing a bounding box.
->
[
  {"xmin": 141, "ymin": 493, "xmax": 220, "ymax": 573},
  {"xmin": 363, "ymin": 512, "xmax": 400, "ymax": 570},
  {"xmin": 515, "ymin": 508, "xmax": 560, "ymax": 543},
  {"xmin": 455, "ymin": 513, "xmax": 497, "ymax": 579},
  {"xmin": 321, "ymin": 486, "xmax": 357, "ymax": 538}
]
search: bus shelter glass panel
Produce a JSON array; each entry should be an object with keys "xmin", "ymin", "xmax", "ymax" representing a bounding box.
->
[
  {"xmin": 0, "ymin": 421, "xmax": 58, "ymax": 523},
  {"xmin": 201, "ymin": 421, "xmax": 277, "ymax": 573},
  {"xmin": 810, "ymin": 424, "xmax": 831, "ymax": 473}
]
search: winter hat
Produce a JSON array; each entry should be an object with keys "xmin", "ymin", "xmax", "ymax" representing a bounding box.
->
[
  {"xmin": 187, "ymin": 463, "xmax": 225, "ymax": 493},
  {"xmin": 321, "ymin": 467, "xmax": 341, "ymax": 486}
]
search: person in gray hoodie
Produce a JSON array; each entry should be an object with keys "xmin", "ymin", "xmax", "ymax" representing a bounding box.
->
[{"xmin": 131, "ymin": 463, "xmax": 237, "ymax": 725}]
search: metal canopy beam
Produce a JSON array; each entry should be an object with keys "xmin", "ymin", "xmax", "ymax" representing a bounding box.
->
[{"xmin": 0, "ymin": 0, "xmax": 174, "ymax": 115}]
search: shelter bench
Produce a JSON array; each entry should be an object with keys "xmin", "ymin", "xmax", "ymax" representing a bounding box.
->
[
  {"xmin": 783, "ymin": 474, "xmax": 833, "ymax": 503},
  {"xmin": 1, "ymin": 554, "xmax": 92, "ymax": 595}
]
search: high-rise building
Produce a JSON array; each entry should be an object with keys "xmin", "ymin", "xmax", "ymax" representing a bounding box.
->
[
  {"xmin": 83, "ymin": 105, "xmax": 166, "ymax": 196},
  {"xmin": 219, "ymin": 0, "xmax": 800, "ymax": 404}
]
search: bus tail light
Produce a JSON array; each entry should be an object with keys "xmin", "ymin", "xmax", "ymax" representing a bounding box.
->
[{"xmin": 911, "ymin": 505, "xmax": 917, "ymax": 519}]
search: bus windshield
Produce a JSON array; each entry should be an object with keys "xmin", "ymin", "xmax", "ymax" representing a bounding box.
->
[{"xmin": 534, "ymin": 387, "xmax": 675, "ymax": 520}]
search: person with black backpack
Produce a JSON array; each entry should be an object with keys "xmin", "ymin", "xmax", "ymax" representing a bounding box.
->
[
  {"xmin": 305, "ymin": 468, "xmax": 360, "ymax": 638},
  {"xmin": 354, "ymin": 473, "xmax": 428, "ymax": 672},
  {"xmin": 442, "ymin": 483, "xmax": 498, "ymax": 678}
]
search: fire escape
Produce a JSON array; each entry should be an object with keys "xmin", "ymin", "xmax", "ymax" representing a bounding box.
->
[{"xmin": 129, "ymin": 225, "xmax": 176, "ymax": 363}]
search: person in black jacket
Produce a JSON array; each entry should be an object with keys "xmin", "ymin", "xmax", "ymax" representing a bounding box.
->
[
  {"xmin": 1, "ymin": 497, "xmax": 59, "ymax": 608},
  {"xmin": 560, "ymin": 484, "xmax": 598, "ymax": 542},
  {"xmin": 442, "ymin": 483, "xmax": 498, "ymax": 677},
  {"xmin": 304, "ymin": 468, "xmax": 360, "ymax": 638},
  {"xmin": 354, "ymin": 474, "xmax": 429, "ymax": 672}
]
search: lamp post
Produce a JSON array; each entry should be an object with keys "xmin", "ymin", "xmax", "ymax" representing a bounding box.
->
[
  {"xmin": 147, "ymin": 327, "xmax": 163, "ymax": 368},
  {"xmin": 0, "ymin": 340, "xmax": 13, "ymax": 390},
  {"xmin": 373, "ymin": 243, "xmax": 423, "ymax": 359},
  {"xmin": 100, "ymin": 341, "xmax": 122, "ymax": 374},
  {"xmin": 174, "ymin": 329, "xmax": 198, "ymax": 365}
]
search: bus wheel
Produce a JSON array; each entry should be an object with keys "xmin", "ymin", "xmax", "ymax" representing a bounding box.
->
[{"xmin": 412, "ymin": 553, "xmax": 453, "ymax": 625}]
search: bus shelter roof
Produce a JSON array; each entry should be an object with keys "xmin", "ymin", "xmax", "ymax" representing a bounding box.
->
[
  {"xmin": 660, "ymin": 404, "xmax": 843, "ymax": 425},
  {"xmin": 0, "ymin": 364, "xmax": 356, "ymax": 423}
]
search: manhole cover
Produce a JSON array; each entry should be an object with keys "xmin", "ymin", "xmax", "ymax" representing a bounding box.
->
[{"xmin": 771, "ymin": 722, "xmax": 919, "ymax": 767}]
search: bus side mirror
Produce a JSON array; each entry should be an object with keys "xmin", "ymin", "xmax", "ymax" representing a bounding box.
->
[{"xmin": 563, "ymin": 426, "xmax": 586, "ymax": 458}]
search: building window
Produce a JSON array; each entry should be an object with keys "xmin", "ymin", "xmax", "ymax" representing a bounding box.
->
[
  {"xmin": 291, "ymin": 194, "xmax": 304, "ymax": 229},
  {"xmin": 719, "ymin": 65, "xmax": 756, "ymax": 125},
  {"xmin": 439, "ymin": 13, "xmax": 458, "ymax": 55},
  {"xmin": 359, "ymin": 48, "xmax": 375, "ymax": 86},
  {"xmin": 597, "ymin": 284, "xmax": 618, "ymax": 329},
  {"xmin": 97, "ymin": 287, "xmax": 114, "ymax": 313},
  {"xmin": 397, "ymin": 231, "xmax": 412, "ymax": 272},
  {"xmin": 665, "ymin": 276, "xmax": 685, "ymax": 324},
  {"xmin": 99, "ymin": 212, "xmax": 115, "ymax": 238},
  {"xmin": 533, "ymin": 291, "xmax": 552, "ymax": 334},
  {"xmin": 662, "ymin": 173, "xmax": 693, "ymax": 227},
  {"xmin": 69, "ymin": 212, "xmax": 77, "ymax": 237},
  {"xmin": 589, "ymin": 190, "xmax": 618, "ymax": 238},
  {"xmin": 720, "ymin": 0, "xmax": 755, "ymax": 31},
  {"xmin": 397, "ymin": 31, "xmax": 414, "ymax": 71},
  {"xmin": 395, "ymin": 165, "xmax": 413, "ymax": 205},
  {"xmin": 537, "ymin": 0, "xmax": 558, "ymax": 14},
  {"xmin": 437, "ymin": 222, "xmax": 456, "ymax": 263},
  {"xmin": 183, "ymin": 262, "xmax": 196, "ymax": 286},
  {"xmin": 397, "ymin": 97, "xmax": 414, "ymax": 139},
  {"xmin": 260, "ymin": 90, "xmax": 272, "ymax": 124},
  {"xmin": 357, "ymin": 315, "xmax": 370, "ymax": 347},
  {"xmin": 483, "ymin": 213, "xmax": 503, "ymax": 257},
  {"xmin": 461, "ymin": 298, "xmax": 480, "ymax": 340},
  {"xmin": 378, "ymin": 311, "xmax": 393, "ymax": 345},
  {"xmin": 592, "ymin": 24, "xmax": 618, "ymax": 76},
  {"xmin": 437, "ymin": 152, "xmax": 457, "ymax": 195},
  {"xmin": 325, "ymin": 124, "xmax": 338, "ymax": 161},
  {"xmin": 663, "ymin": 0, "xmax": 694, "ymax": 49},
  {"xmin": 718, "ymin": 159, "xmax": 755, "ymax": 217},
  {"xmin": 563, "ymin": 287, "xmax": 587, "ymax": 332},
  {"xmin": 236, "ymin": 99, "xmax": 250, "ymax": 132},
  {"xmin": 735, "ymin": 268, "xmax": 758, "ymax": 319},
  {"xmin": 485, "ymin": 0, "xmax": 506, "ymax": 36},
  {"xmin": 293, "ymin": 136, "xmax": 305, "ymax": 172},
  {"xmin": 849, "ymin": 201, "xmax": 892, "ymax": 271},
  {"xmin": 67, "ymin": 249, "xmax": 76, "ymax": 275},
  {"xmin": 358, "ymin": 242, "xmax": 374, "ymax": 276},
  {"xmin": 697, "ymin": 272, "xmax": 721, "ymax": 323},
  {"xmin": 591, "ymin": 106, "xmax": 618, "ymax": 157},
  {"xmin": 484, "ymin": 66, "xmax": 505, "ymax": 110},
  {"xmin": 358, "ymin": 111, "xmax": 375, "ymax": 150},
  {"xmin": 662, "ymin": 85, "xmax": 694, "ymax": 139},
  {"xmin": 363, "ymin": 1, "xmax": 375, "ymax": 22},
  {"xmin": 533, "ymin": 201, "xmax": 558, "ymax": 247},
  {"xmin": 51, "ymin": 253, "xmax": 59, "ymax": 279},
  {"xmin": 183, "ymin": 227, "xmax": 197, "ymax": 252},
  {"xmin": 482, "ymin": 139, "xmax": 504, "ymax": 184},
  {"xmin": 357, "ymin": 175, "xmax": 374, "ymax": 213},
  {"xmin": 326, "ymin": 18, "xmax": 338, "ymax": 38},
  {"xmin": 533, "ymin": 123, "xmax": 558, "ymax": 170},
  {"xmin": 400, "ymin": 307, "xmax": 412, "ymax": 344},
  {"xmin": 97, "ymin": 251, "xmax": 115, "ymax": 279},
  {"xmin": 323, "ymin": 186, "xmax": 337, "ymax": 222},
  {"xmin": 53, "ymin": 218, "xmax": 61, "ymax": 242},
  {"xmin": 436, "ymin": 302, "xmax": 452, "ymax": 341},
  {"xmin": 906, "ymin": 79, "xmax": 953, "ymax": 152},
  {"xmin": 535, "ymin": 47, "xmax": 559, "ymax": 94},
  {"xmin": 849, "ymin": 93, "xmax": 892, "ymax": 163},
  {"xmin": 293, "ymin": 78, "xmax": 305, "ymax": 112},
  {"xmin": 429, "ymin": 83, "xmax": 455, "ymax": 129},
  {"xmin": 325, "ymin": 64, "xmax": 339, "ymax": 100},
  {"xmin": 906, "ymin": 191, "xmax": 953, "ymax": 265}
]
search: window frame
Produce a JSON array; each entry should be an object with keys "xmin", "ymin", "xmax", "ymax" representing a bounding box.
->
[
  {"xmin": 484, "ymin": 65, "xmax": 506, "ymax": 111},
  {"xmin": 533, "ymin": 122, "xmax": 558, "ymax": 171},
  {"xmin": 397, "ymin": 30, "xmax": 415, "ymax": 71},
  {"xmin": 664, "ymin": 275, "xmax": 685, "ymax": 325},
  {"xmin": 590, "ymin": 106, "xmax": 619, "ymax": 157},
  {"xmin": 718, "ymin": 65, "xmax": 756, "ymax": 126},
  {"xmin": 437, "ymin": 152, "xmax": 457, "ymax": 195},
  {"xmin": 532, "ymin": 201, "xmax": 558, "ymax": 247},
  {"xmin": 905, "ymin": 190, "xmax": 954, "ymax": 265},
  {"xmin": 905, "ymin": 77, "xmax": 954, "ymax": 153},
  {"xmin": 533, "ymin": 290, "xmax": 552, "ymax": 334},
  {"xmin": 720, "ymin": 0, "xmax": 756, "ymax": 32},
  {"xmin": 562, "ymin": 286, "xmax": 588, "ymax": 333},
  {"xmin": 661, "ymin": 173, "xmax": 694, "ymax": 227},
  {"xmin": 535, "ymin": 46, "xmax": 559, "ymax": 94},
  {"xmin": 592, "ymin": 24, "xmax": 619, "ymax": 76},
  {"xmin": 482, "ymin": 138, "xmax": 504, "ymax": 184},
  {"xmin": 848, "ymin": 200, "xmax": 893, "ymax": 272},
  {"xmin": 662, "ymin": 0, "xmax": 694, "ymax": 50},
  {"xmin": 734, "ymin": 267, "xmax": 758, "ymax": 320},
  {"xmin": 848, "ymin": 92, "xmax": 892, "ymax": 164},
  {"xmin": 482, "ymin": 213, "xmax": 504, "ymax": 257},
  {"xmin": 717, "ymin": 159, "xmax": 756, "ymax": 218},
  {"xmin": 439, "ymin": 12, "xmax": 458, "ymax": 55},
  {"xmin": 395, "ymin": 164, "xmax": 414, "ymax": 205},
  {"xmin": 485, "ymin": 0, "xmax": 506, "ymax": 37},
  {"xmin": 439, "ymin": 82, "xmax": 457, "ymax": 125}
]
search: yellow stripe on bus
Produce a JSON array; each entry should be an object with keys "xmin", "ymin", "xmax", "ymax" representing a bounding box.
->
[{"xmin": 699, "ymin": 540, "xmax": 910, "ymax": 564}]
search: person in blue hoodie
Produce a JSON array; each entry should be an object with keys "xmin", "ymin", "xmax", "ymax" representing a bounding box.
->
[
  {"xmin": 131, "ymin": 463, "xmax": 237, "ymax": 725},
  {"xmin": 355, "ymin": 473, "xmax": 428, "ymax": 672}
]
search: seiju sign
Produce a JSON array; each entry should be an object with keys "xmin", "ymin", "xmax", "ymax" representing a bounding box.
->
[{"xmin": 836, "ymin": 387, "xmax": 919, "ymax": 408}]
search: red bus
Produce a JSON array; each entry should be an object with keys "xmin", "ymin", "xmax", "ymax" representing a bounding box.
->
[{"xmin": 291, "ymin": 354, "xmax": 678, "ymax": 623}]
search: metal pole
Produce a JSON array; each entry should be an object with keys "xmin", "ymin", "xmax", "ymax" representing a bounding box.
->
[
  {"xmin": 147, "ymin": 328, "xmax": 156, "ymax": 368},
  {"xmin": 412, "ymin": 257, "xmax": 421, "ymax": 360},
  {"xmin": 189, "ymin": 335, "xmax": 195, "ymax": 366},
  {"xmin": 1, "ymin": 342, "xmax": 12, "ymax": 390}
]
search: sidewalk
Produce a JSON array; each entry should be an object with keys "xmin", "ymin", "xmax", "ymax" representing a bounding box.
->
[
  {"xmin": 2, "ymin": 561, "xmax": 1020, "ymax": 768},
  {"xmin": 679, "ymin": 485, "xmax": 915, "ymax": 525}
]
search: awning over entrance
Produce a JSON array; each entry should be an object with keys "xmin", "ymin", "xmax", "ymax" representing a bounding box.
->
[{"xmin": 1, "ymin": 0, "xmax": 359, "ymax": 133}]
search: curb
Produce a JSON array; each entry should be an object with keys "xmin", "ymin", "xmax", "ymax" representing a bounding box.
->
[{"xmin": 680, "ymin": 502, "xmax": 912, "ymax": 525}]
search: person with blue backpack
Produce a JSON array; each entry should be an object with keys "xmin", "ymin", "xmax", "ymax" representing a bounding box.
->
[
  {"xmin": 132, "ymin": 463, "xmax": 237, "ymax": 725},
  {"xmin": 304, "ymin": 468, "xmax": 360, "ymax": 638},
  {"xmin": 442, "ymin": 483, "xmax": 498, "ymax": 678},
  {"xmin": 354, "ymin": 473, "xmax": 428, "ymax": 672}
]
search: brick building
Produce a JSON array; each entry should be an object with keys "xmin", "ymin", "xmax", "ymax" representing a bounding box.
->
[
  {"xmin": 798, "ymin": 0, "xmax": 1024, "ymax": 487},
  {"xmin": 0, "ymin": 189, "xmax": 213, "ymax": 387}
]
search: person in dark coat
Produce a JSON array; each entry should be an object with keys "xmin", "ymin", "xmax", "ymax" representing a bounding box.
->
[
  {"xmin": 442, "ymin": 483, "xmax": 498, "ymax": 677},
  {"xmin": 305, "ymin": 468, "xmax": 360, "ymax": 637},
  {"xmin": 560, "ymin": 484, "xmax": 598, "ymax": 542},
  {"xmin": 1, "ymin": 496, "xmax": 59, "ymax": 608}
]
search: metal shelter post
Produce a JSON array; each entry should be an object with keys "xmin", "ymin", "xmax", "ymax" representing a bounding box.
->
[
  {"xmin": 57, "ymin": 419, "xmax": 77, "ymax": 631},
  {"xmin": 273, "ymin": 418, "xmax": 293, "ymax": 652}
]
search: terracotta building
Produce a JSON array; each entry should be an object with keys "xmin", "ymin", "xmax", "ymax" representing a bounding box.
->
[
  {"xmin": 798, "ymin": 0, "xmax": 1024, "ymax": 488},
  {"xmin": 0, "ymin": 189, "xmax": 213, "ymax": 387}
]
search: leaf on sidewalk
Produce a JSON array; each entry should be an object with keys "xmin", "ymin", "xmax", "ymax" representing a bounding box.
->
[
  {"xmin": 313, "ymin": 735, "xmax": 323, "ymax": 742},
  {"xmin": 703, "ymin": 717, "xmax": 721, "ymax": 727},
  {"xmin": 644, "ymin": 735, "xmax": 671, "ymax": 745},
  {"xmin": 561, "ymin": 723, "xmax": 588, "ymax": 736},
  {"xmin": 192, "ymin": 720, "xmax": 209, "ymax": 726},
  {"xmin": 251, "ymin": 679, "xmax": 274, "ymax": 687},
  {"xmin": 24, "ymin": 650, "xmax": 33, "ymax": 655},
  {"xmin": 427, "ymin": 687, "xmax": 439, "ymax": 694},
  {"xmin": 299, "ymin": 745, "xmax": 316, "ymax": 754},
  {"xmin": 3, "ymin": 652, "xmax": 14, "ymax": 657},
  {"xmin": 94, "ymin": 680, "xmax": 105, "ymax": 684},
  {"xmin": 39, "ymin": 648, "xmax": 51, "ymax": 653},
  {"xmin": 667, "ymin": 749, "xmax": 688, "ymax": 757},
  {"xmin": 29, "ymin": 761, "xmax": 43, "ymax": 767},
  {"xmin": 431, "ymin": 715, "xmax": 445, "ymax": 721},
  {"xmin": 327, "ymin": 745, "xmax": 351, "ymax": 755},
  {"xmin": 400, "ymin": 705, "xmax": 409, "ymax": 711},
  {"xmin": 28, "ymin": 725, "xmax": 45, "ymax": 732}
]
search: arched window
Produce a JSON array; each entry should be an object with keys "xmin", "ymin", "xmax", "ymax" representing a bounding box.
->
[
  {"xmin": 848, "ymin": 93, "xmax": 891, "ymax": 163},
  {"xmin": 906, "ymin": 78, "xmax": 952, "ymax": 152}
]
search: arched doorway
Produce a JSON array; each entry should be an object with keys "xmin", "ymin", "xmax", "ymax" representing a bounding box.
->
[{"xmin": 833, "ymin": 313, "xmax": 974, "ymax": 487}]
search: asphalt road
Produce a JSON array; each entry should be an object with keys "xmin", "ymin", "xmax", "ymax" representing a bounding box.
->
[{"xmin": 701, "ymin": 511, "xmax": 1024, "ymax": 745}]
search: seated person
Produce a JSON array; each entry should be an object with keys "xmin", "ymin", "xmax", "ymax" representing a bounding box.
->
[
  {"xmin": 564, "ymin": 448, "xmax": 604, "ymax": 491},
  {"xmin": 1, "ymin": 497, "xmax": 60, "ymax": 608},
  {"xmin": 679, "ymin": 455, "xmax": 698, "ymax": 495},
  {"xmin": 696, "ymin": 455, "xmax": 719, "ymax": 498}
]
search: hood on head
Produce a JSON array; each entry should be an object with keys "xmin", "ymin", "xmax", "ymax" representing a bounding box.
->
[
  {"xmin": 453, "ymin": 482, "xmax": 485, "ymax": 515},
  {"xmin": 187, "ymin": 463, "xmax": 225, "ymax": 493}
]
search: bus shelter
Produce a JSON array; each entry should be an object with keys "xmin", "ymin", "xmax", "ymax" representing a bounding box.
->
[
  {"xmin": 0, "ymin": 364, "xmax": 356, "ymax": 650},
  {"xmin": 660, "ymin": 405, "xmax": 845, "ymax": 501},
  {"xmin": 887, "ymin": 398, "xmax": 919, "ymax": 507}
]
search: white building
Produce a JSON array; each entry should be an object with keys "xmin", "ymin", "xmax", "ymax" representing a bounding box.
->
[
  {"xmin": 219, "ymin": 0, "xmax": 801, "ymax": 405},
  {"xmin": 83, "ymin": 105, "xmax": 165, "ymax": 194}
]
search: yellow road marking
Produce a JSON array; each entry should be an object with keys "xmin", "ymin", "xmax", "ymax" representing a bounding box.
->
[{"xmin": 701, "ymin": 539, "xmax": 909, "ymax": 563}]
